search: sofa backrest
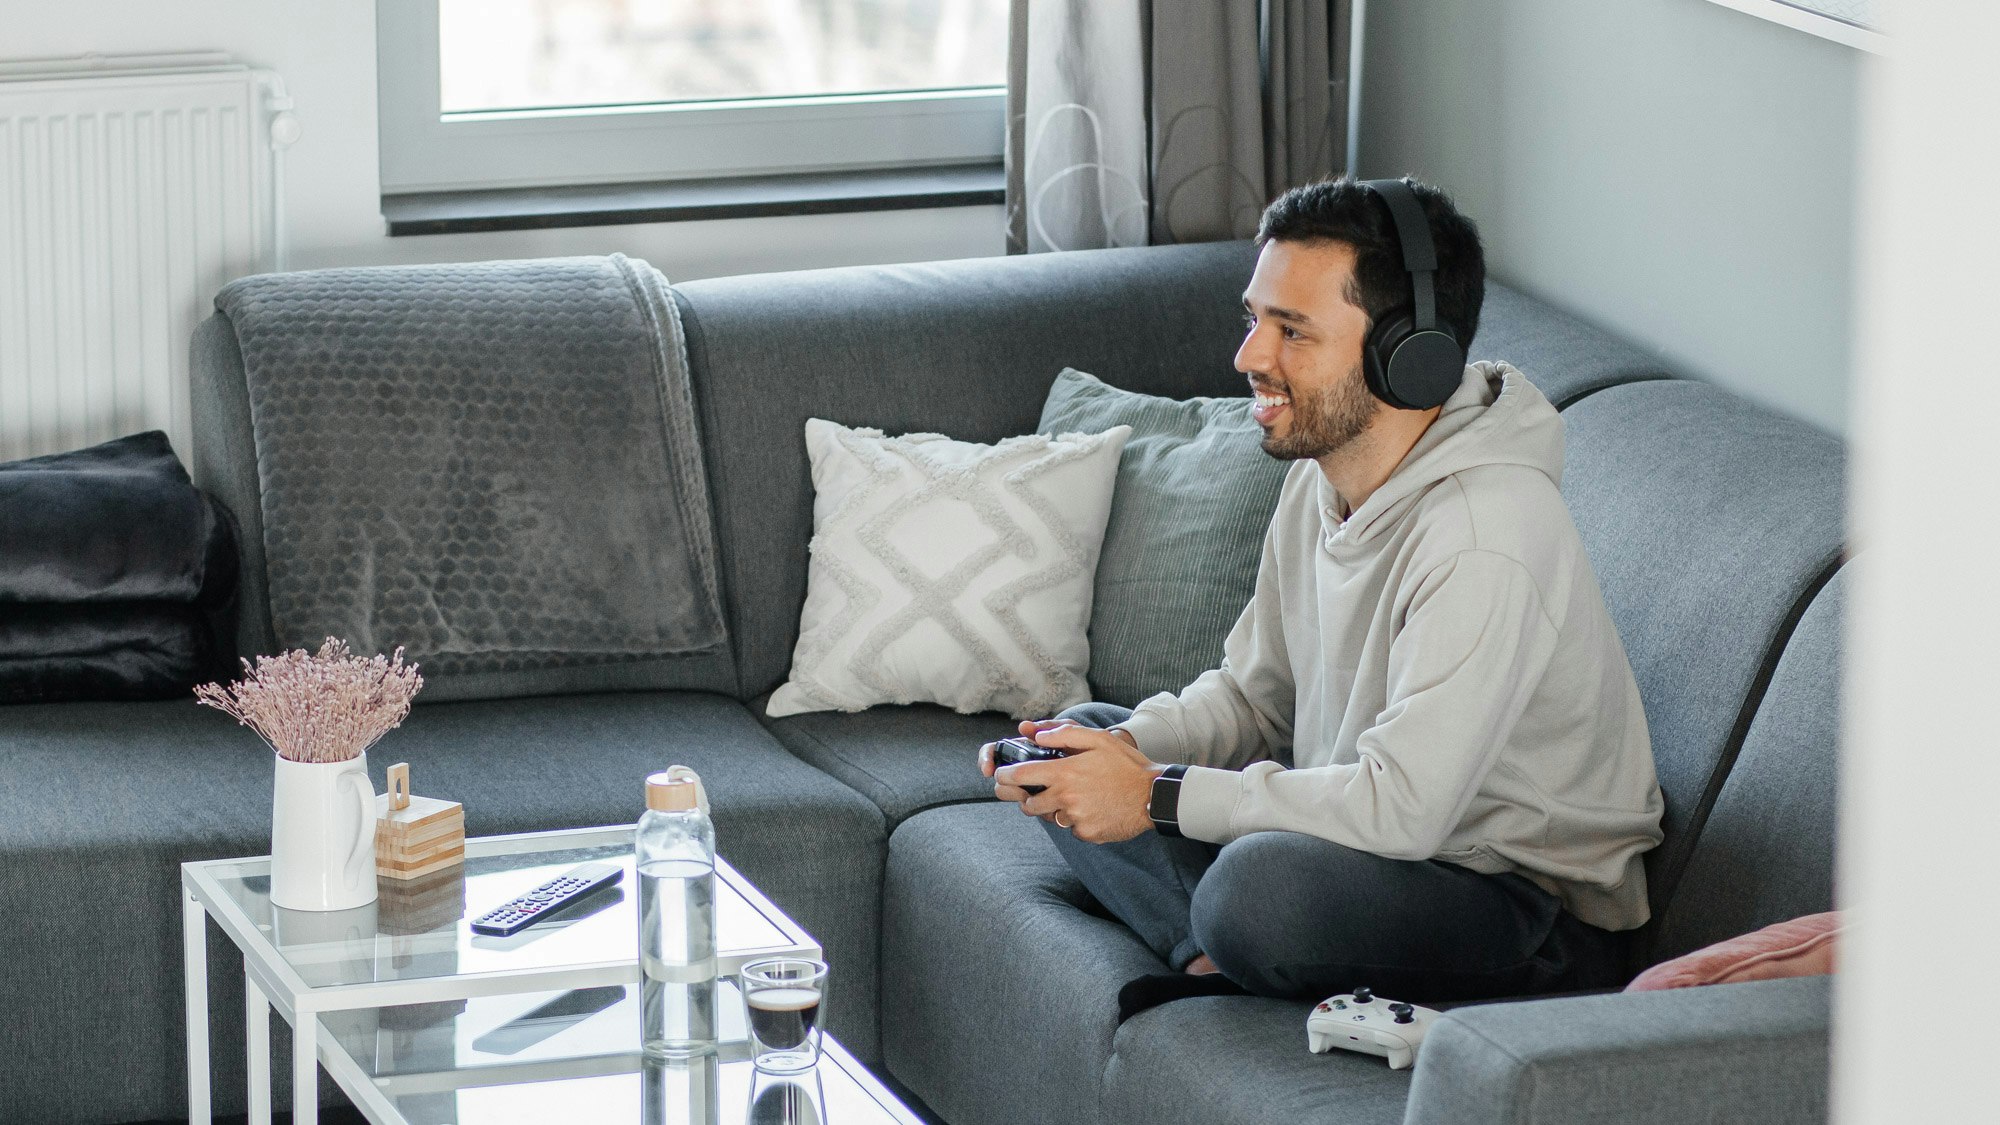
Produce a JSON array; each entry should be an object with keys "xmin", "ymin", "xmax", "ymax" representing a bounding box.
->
[
  {"xmin": 1648, "ymin": 565, "xmax": 1846, "ymax": 961},
  {"xmin": 675, "ymin": 247, "xmax": 1685, "ymax": 702},
  {"xmin": 1469, "ymin": 281, "xmax": 1673, "ymax": 407},
  {"xmin": 674, "ymin": 242, "xmax": 1260, "ymax": 700},
  {"xmin": 1557, "ymin": 379, "xmax": 1845, "ymax": 924}
]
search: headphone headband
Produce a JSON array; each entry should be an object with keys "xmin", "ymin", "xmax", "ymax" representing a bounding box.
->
[{"xmin": 1359, "ymin": 178, "xmax": 1439, "ymax": 333}]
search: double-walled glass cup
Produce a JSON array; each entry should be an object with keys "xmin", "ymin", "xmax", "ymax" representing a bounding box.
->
[{"xmin": 739, "ymin": 958, "xmax": 828, "ymax": 1073}]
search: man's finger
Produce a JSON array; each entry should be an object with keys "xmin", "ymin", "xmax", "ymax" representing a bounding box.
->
[
  {"xmin": 1031, "ymin": 724, "xmax": 1124, "ymax": 753},
  {"xmin": 978, "ymin": 742, "xmax": 997, "ymax": 778},
  {"xmin": 993, "ymin": 781, "xmax": 1031, "ymax": 804},
  {"xmin": 996, "ymin": 760, "xmax": 1063, "ymax": 789},
  {"xmin": 1024, "ymin": 718, "xmax": 1078, "ymax": 742},
  {"xmin": 1019, "ymin": 789, "xmax": 1068, "ymax": 819}
]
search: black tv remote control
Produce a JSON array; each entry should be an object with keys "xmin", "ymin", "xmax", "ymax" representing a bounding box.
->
[{"xmin": 469, "ymin": 862, "xmax": 623, "ymax": 937}]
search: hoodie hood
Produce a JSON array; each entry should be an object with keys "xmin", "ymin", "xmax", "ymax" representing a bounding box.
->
[{"xmin": 1321, "ymin": 361, "xmax": 1564, "ymax": 546}]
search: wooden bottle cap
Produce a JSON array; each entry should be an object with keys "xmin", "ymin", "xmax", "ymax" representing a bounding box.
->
[{"xmin": 646, "ymin": 772, "xmax": 699, "ymax": 812}]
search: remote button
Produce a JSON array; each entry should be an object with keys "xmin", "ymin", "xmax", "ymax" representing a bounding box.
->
[{"xmin": 1352, "ymin": 988, "xmax": 1374, "ymax": 1004}]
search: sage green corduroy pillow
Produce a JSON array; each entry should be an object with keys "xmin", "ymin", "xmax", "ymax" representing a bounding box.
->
[{"xmin": 1037, "ymin": 369, "xmax": 1290, "ymax": 708}]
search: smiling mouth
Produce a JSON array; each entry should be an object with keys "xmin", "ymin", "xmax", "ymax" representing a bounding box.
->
[{"xmin": 1251, "ymin": 386, "xmax": 1291, "ymax": 426}]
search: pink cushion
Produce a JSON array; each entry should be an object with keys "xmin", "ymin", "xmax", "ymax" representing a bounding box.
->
[{"xmin": 1626, "ymin": 912, "xmax": 1841, "ymax": 991}]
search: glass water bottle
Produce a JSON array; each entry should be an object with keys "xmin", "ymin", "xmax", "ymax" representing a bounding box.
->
[{"xmin": 638, "ymin": 768, "xmax": 717, "ymax": 1057}]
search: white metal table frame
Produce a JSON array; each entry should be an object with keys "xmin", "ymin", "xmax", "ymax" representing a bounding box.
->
[
  {"xmin": 312, "ymin": 1023, "xmax": 922, "ymax": 1125},
  {"xmin": 181, "ymin": 824, "xmax": 818, "ymax": 1125}
]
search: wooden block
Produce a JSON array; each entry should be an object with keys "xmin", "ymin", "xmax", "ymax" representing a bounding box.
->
[
  {"xmin": 378, "ymin": 811, "xmax": 464, "ymax": 849},
  {"xmin": 377, "ymin": 834, "xmax": 463, "ymax": 864},
  {"xmin": 379, "ymin": 844, "xmax": 466, "ymax": 880}
]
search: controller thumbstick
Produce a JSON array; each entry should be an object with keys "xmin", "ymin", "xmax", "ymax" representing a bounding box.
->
[
  {"xmin": 1352, "ymin": 987, "xmax": 1374, "ymax": 1004},
  {"xmin": 1390, "ymin": 1002, "xmax": 1414, "ymax": 1024}
]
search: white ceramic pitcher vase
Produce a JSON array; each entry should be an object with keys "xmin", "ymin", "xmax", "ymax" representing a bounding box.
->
[{"xmin": 270, "ymin": 751, "xmax": 378, "ymax": 911}]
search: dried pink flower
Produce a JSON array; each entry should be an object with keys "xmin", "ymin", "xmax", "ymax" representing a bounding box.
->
[{"xmin": 196, "ymin": 638, "xmax": 424, "ymax": 764}]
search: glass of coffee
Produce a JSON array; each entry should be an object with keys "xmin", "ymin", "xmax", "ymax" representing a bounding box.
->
[{"xmin": 740, "ymin": 958, "xmax": 828, "ymax": 1074}]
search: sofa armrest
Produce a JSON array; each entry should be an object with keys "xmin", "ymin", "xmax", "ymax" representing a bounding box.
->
[{"xmin": 1403, "ymin": 976, "xmax": 1830, "ymax": 1125}]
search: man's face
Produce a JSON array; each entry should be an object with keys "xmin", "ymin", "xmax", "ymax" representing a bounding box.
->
[{"xmin": 1235, "ymin": 239, "xmax": 1377, "ymax": 462}]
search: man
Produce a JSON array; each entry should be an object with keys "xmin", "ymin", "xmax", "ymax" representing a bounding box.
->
[{"xmin": 980, "ymin": 177, "xmax": 1664, "ymax": 1008}]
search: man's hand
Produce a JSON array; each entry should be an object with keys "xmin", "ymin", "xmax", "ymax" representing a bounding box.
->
[{"xmin": 977, "ymin": 719, "xmax": 1161, "ymax": 844}]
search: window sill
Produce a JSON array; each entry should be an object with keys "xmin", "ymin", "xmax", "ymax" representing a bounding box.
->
[{"xmin": 380, "ymin": 162, "xmax": 1005, "ymax": 237}]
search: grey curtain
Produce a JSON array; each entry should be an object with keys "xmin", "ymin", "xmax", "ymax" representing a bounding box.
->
[{"xmin": 1006, "ymin": 0, "xmax": 1346, "ymax": 253}]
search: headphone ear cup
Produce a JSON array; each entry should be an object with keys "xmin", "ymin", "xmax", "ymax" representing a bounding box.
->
[
  {"xmin": 1362, "ymin": 310, "xmax": 1412, "ymax": 406},
  {"xmin": 1367, "ymin": 310, "xmax": 1464, "ymax": 411}
]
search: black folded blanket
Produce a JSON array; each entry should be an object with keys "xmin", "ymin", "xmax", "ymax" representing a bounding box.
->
[{"xmin": 0, "ymin": 432, "xmax": 237, "ymax": 703}]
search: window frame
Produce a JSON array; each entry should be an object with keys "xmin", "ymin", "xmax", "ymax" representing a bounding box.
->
[
  {"xmin": 1700, "ymin": 0, "xmax": 1889, "ymax": 53},
  {"xmin": 376, "ymin": 0, "xmax": 1008, "ymax": 194}
]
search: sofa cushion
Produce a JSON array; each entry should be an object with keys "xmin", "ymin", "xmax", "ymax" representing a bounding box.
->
[
  {"xmin": 1649, "ymin": 567, "xmax": 1847, "ymax": 962},
  {"xmin": 1104, "ymin": 996, "xmax": 1412, "ymax": 1125},
  {"xmin": 1470, "ymin": 280, "xmax": 1675, "ymax": 407},
  {"xmin": 882, "ymin": 802, "xmax": 1167, "ymax": 1125},
  {"xmin": 759, "ymin": 696, "xmax": 1015, "ymax": 824},
  {"xmin": 1629, "ymin": 912, "xmax": 1840, "ymax": 991},
  {"xmin": 1558, "ymin": 381, "xmax": 1844, "ymax": 924},
  {"xmin": 0, "ymin": 692, "xmax": 884, "ymax": 1124},
  {"xmin": 1037, "ymin": 369, "xmax": 1290, "ymax": 708}
]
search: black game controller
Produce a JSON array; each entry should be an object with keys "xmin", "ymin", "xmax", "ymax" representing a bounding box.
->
[{"xmin": 991, "ymin": 736, "xmax": 1069, "ymax": 794}]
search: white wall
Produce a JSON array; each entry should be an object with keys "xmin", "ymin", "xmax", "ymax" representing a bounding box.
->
[
  {"xmin": 1359, "ymin": 0, "xmax": 1860, "ymax": 433},
  {"xmin": 1839, "ymin": 0, "xmax": 2000, "ymax": 1118},
  {"xmin": 6, "ymin": 0, "xmax": 1004, "ymax": 280}
]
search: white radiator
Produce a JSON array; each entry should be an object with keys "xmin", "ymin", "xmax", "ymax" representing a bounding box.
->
[{"xmin": 0, "ymin": 58, "xmax": 294, "ymax": 462}]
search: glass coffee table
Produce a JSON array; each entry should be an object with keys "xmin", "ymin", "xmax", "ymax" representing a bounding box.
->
[{"xmin": 181, "ymin": 825, "xmax": 905, "ymax": 1125}]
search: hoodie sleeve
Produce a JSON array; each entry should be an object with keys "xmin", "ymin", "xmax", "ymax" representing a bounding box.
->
[
  {"xmin": 1113, "ymin": 518, "xmax": 1296, "ymax": 769},
  {"xmin": 1171, "ymin": 549, "xmax": 1560, "ymax": 855}
]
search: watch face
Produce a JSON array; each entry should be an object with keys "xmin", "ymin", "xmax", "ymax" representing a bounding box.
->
[{"xmin": 1150, "ymin": 773, "xmax": 1181, "ymax": 824}]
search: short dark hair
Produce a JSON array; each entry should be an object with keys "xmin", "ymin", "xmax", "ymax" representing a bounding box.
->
[{"xmin": 1256, "ymin": 176, "xmax": 1485, "ymax": 350}]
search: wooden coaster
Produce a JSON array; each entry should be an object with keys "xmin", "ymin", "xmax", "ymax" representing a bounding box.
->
[{"xmin": 376, "ymin": 762, "xmax": 466, "ymax": 882}]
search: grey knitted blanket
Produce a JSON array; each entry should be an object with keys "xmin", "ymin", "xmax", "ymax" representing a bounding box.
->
[{"xmin": 214, "ymin": 254, "xmax": 726, "ymax": 677}]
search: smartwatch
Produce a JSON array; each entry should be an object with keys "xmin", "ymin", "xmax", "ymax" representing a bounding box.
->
[{"xmin": 1148, "ymin": 764, "xmax": 1190, "ymax": 838}]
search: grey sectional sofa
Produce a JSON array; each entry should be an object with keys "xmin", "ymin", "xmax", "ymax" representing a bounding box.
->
[{"xmin": 0, "ymin": 240, "xmax": 1841, "ymax": 1125}]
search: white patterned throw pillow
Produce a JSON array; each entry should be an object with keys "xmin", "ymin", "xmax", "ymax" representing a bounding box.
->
[{"xmin": 767, "ymin": 418, "xmax": 1133, "ymax": 720}]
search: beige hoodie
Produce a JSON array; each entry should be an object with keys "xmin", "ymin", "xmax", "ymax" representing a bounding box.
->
[{"xmin": 1117, "ymin": 362, "xmax": 1664, "ymax": 931}]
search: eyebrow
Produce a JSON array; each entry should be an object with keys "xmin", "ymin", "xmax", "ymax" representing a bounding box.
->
[{"xmin": 1241, "ymin": 296, "xmax": 1316, "ymax": 327}]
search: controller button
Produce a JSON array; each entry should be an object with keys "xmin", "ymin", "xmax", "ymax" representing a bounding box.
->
[{"xmin": 1352, "ymin": 987, "xmax": 1374, "ymax": 1004}]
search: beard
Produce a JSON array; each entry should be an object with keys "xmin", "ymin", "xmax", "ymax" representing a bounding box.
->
[{"xmin": 1259, "ymin": 361, "xmax": 1377, "ymax": 461}]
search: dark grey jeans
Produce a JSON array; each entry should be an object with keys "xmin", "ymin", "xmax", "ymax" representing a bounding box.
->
[{"xmin": 1041, "ymin": 703, "xmax": 1627, "ymax": 1003}]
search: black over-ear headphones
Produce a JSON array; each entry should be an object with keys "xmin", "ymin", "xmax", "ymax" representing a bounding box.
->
[{"xmin": 1357, "ymin": 178, "xmax": 1466, "ymax": 411}]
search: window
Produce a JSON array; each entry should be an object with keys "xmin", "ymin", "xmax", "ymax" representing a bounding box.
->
[{"xmin": 377, "ymin": 0, "xmax": 1010, "ymax": 194}]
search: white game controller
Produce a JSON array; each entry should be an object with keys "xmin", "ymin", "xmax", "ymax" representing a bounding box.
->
[{"xmin": 1305, "ymin": 988, "xmax": 1441, "ymax": 1069}]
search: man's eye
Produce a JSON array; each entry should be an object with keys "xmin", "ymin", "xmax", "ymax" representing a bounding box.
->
[
  {"xmin": 1282, "ymin": 326, "xmax": 1301, "ymax": 340},
  {"xmin": 1241, "ymin": 313, "xmax": 1257, "ymax": 328}
]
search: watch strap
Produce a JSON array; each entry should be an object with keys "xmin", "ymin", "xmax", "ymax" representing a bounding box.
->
[{"xmin": 1149, "ymin": 764, "xmax": 1190, "ymax": 837}]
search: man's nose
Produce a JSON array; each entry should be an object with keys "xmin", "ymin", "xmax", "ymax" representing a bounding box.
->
[{"xmin": 1234, "ymin": 326, "xmax": 1272, "ymax": 375}]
